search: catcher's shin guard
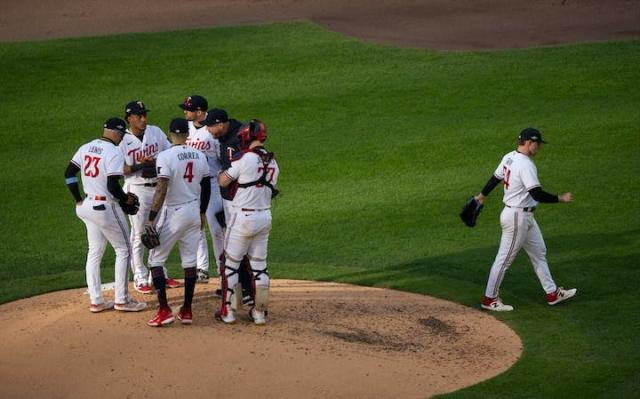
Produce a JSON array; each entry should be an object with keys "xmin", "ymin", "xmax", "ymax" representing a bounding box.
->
[
  {"xmin": 254, "ymin": 286, "xmax": 269, "ymax": 312},
  {"xmin": 219, "ymin": 259, "xmax": 241, "ymax": 317}
]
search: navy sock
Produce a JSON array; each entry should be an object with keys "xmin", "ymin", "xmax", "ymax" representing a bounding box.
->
[
  {"xmin": 183, "ymin": 267, "xmax": 197, "ymax": 309},
  {"xmin": 151, "ymin": 267, "xmax": 168, "ymax": 309}
]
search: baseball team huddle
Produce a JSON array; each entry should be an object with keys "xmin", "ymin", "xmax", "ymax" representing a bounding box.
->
[
  {"xmin": 65, "ymin": 95, "xmax": 279, "ymax": 326},
  {"xmin": 65, "ymin": 95, "xmax": 577, "ymax": 327}
]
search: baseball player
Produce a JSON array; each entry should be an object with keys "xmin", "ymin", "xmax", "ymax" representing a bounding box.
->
[
  {"xmin": 64, "ymin": 117, "xmax": 147, "ymax": 313},
  {"xmin": 145, "ymin": 118, "xmax": 211, "ymax": 327},
  {"xmin": 119, "ymin": 100, "xmax": 181, "ymax": 293},
  {"xmin": 179, "ymin": 95, "xmax": 219, "ymax": 283},
  {"xmin": 199, "ymin": 108, "xmax": 254, "ymax": 305},
  {"xmin": 475, "ymin": 127, "xmax": 577, "ymax": 311},
  {"xmin": 216, "ymin": 120, "xmax": 279, "ymax": 325}
]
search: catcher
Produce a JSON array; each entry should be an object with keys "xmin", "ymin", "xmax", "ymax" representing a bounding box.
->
[
  {"xmin": 64, "ymin": 117, "xmax": 147, "ymax": 313},
  {"xmin": 466, "ymin": 127, "xmax": 576, "ymax": 311},
  {"xmin": 142, "ymin": 118, "xmax": 211, "ymax": 327}
]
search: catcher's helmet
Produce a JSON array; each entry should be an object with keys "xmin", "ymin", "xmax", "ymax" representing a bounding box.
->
[{"xmin": 238, "ymin": 119, "xmax": 267, "ymax": 149}]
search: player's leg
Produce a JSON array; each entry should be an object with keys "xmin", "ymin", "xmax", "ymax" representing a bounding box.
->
[
  {"xmin": 200, "ymin": 185, "xmax": 225, "ymax": 283},
  {"xmin": 176, "ymin": 204, "xmax": 201, "ymax": 324},
  {"xmin": 104, "ymin": 203, "xmax": 137, "ymax": 307},
  {"xmin": 523, "ymin": 216, "xmax": 576, "ymax": 305},
  {"xmin": 147, "ymin": 207, "xmax": 180, "ymax": 326},
  {"xmin": 217, "ymin": 212, "xmax": 250, "ymax": 323},
  {"xmin": 76, "ymin": 202, "xmax": 109, "ymax": 310},
  {"xmin": 482, "ymin": 208, "xmax": 528, "ymax": 310},
  {"xmin": 128, "ymin": 185, "xmax": 153, "ymax": 292},
  {"xmin": 246, "ymin": 212, "xmax": 272, "ymax": 325},
  {"xmin": 195, "ymin": 226, "xmax": 210, "ymax": 279}
]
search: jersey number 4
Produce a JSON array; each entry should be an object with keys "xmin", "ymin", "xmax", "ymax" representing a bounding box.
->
[
  {"xmin": 83, "ymin": 156, "xmax": 101, "ymax": 177},
  {"xmin": 183, "ymin": 162, "xmax": 194, "ymax": 182},
  {"xmin": 503, "ymin": 166, "xmax": 512, "ymax": 189}
]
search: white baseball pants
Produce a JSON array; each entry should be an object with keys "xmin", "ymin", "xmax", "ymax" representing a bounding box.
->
[
  {"xmin": 76, "ymin": 198, "xmax": 130, "ymax": 305},
  {"xmin": 125, "ymin": 184, "xmax": 155, "ymax": 284},
  {"xmin": 484, "ymin": 207, "xmax": 557, "ymax": 298},
  {"xmin": 195, "ymin": 181, "xmax": 225, "ymax": 275},
  {"xmin": 223, "ymin": 209, "xmax": 272, "ymax": 289},
  {"xmin": 148, "ymin": 200, "xmax": 201, "ymax": 269}
]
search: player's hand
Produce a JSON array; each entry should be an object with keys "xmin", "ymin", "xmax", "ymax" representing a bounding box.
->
[
  {"xmin": 200, "ymin": 213, "xmax": 207, "ymax": 230},
  {"xmin": 559, "ymin": 192, "xmax": 574, "ymax": 203},
  {"xmin": 475, "ymin": 194, "xmax": 486, "ymax": 205}
]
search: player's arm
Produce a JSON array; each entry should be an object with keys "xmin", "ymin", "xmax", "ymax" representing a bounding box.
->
[
  {"xmin": 218, "ymin": 170, "xmax": 234, "ymax": 187},
  {"xmin": 64, "ymin": 162, "xmax": 83, "ymax": 204},
  {"xmin": 147, "ymin": 178, "xmax": 169, "ymax": 225},
  {"xmin": 528, "ymin": 187, "xmax": 573, "ymax": 203},
  {"xmin": 475, "ymin": 175, "xmax": 502, "ymax": 204},
  {"xmin": 199, "ymin": 176, "xmax": 211, "ymax": 229},
  {"xmin": 107, "ymin": 174, "xmax": 129, "ymax": 202}
]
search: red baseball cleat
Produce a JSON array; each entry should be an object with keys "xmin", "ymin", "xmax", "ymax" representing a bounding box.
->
[
  {"xmin": 147, "ymin": 307, "xmax": 174, "ymax": 327},
  {"xmin": 165, "ymin": 278, "xmax": 182, "ymax": 289},
  {"xmin": 177, "ymin": 307, "xmax": 193, "ymax": 325}
]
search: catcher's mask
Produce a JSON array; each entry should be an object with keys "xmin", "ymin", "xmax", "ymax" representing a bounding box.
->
[{"xmin": 238, "ymin": 119, "xmax": 267, "ymax": 149}]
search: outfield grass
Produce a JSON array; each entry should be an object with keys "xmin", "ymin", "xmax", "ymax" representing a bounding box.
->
[{"xmin": 0, "ymin": 22, "xmax": 638, "ymax": 398}]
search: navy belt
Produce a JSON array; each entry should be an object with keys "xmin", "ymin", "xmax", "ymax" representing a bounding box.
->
[{"xmin": 507, "ymin": 205, "xmax": 536, "ymax": 212}]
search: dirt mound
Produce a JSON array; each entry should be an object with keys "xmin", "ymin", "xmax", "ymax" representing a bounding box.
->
[{"xmin": 0, "ymin": 279, "xmax": 521, "ymax": 399}]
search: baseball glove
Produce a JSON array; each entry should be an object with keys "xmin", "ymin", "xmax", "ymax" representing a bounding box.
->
[
  {"xmin": 141, "ymin": 160, "xmax": 157, "ymax": 178},
  {"xmin": 119, "ymin": 192, "xmax": 140, "ymax": 215},
  {"xmin": 141, "ymin": 224, "xmax": 160, "ymax": 249},
  {"xmin": 460, "ymin": 196, "xmax": 483, "ymax": 227}
]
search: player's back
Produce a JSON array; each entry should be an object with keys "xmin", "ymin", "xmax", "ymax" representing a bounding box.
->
[
  {"xmin": 231, "ymin": 150, "xmax": 280, "ymax": 210},
  {"xmin": 71, "ymin": 138, "xmax": 124, "ymax": 199},
  {"xmin": 156, "ymin": 145, "xmax": 209, "ymax": 206}
]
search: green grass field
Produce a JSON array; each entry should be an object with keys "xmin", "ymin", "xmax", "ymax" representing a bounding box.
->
[{"xmin": 0, "ymin": 22, "xmax": 638, "ymax": 398}]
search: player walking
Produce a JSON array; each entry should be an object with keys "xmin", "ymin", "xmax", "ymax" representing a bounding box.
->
[
  {"xmin": 119, "ymin": 100, "xmax": 180, "ymax": 293},
  {"xmin": 199, "ymin": 108, "xmax": 254, "ymax": 305},
  {"xmin": 216, "ymin": 120, "xmax": 279, "ymax": 325},
  {"xmin": 179, "ymin": 95, "xmax": 219, "ymax": 283},
  {"xmin": 64, "ymin": 118, "xmax": 147, "ymax": 313},
  {"xmin": 475, "ymin": 128, "xmax": 577, "ymax": 311},
  {"xmin": 145, "ymin": 118, "xmax": 211, "ymax": 326}
]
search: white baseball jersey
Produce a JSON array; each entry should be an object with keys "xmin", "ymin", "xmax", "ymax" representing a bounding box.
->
[
  {"xmin": 225, "ymin": 151, "xmax": 279, "ymax": 210},
  {"xmin": 71, "ymin": 139, "xmax": 124, "ymax": 201},
  {"xmin": 119, "ymin": 125, "xmax": 171, "ymax": 184},
  {"xmin": 156, "ymin": 145, "xmax": 210, "ymax": 206},
  {"xmin": 494, "ymin": 151, "xmax": 541, "ymax": 208},
  {"xmin": 186, "ymin": 121, "xmax": 221, "ymax": 177}
]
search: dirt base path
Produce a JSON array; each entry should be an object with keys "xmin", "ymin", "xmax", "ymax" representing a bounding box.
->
[
  {"xmin": 0, "ymin": 0, "xmax": 638, "ymax": 49},
  {"xmin": 0, "ymin": 280, "xmax": 521, "ymax": 399}
]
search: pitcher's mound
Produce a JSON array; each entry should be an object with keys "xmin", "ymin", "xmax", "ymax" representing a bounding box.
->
[{"xmin": 0, "ymin": 279, "xmax": 521, "ymax": 398}]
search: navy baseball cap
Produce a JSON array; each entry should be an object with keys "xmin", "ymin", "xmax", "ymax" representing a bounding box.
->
[
  {"xmin": 199, "ymin": 108, "xmax": 229, "ymax": 126},
  {"xmin": 179, "ymin": 95, "xmax": 208, "ymax": 112},
  {"xmin": 125, "ymin": 100, "xmax": 150, "ymax": 116},
  {"xmin": 518, "ymin": 127, "xmax": 548, "ymax": 144},
  {"xmin": 104, "ymin": 117, "xmax": 127, "ymax": 135},
  {"xmin": 169, "ymin": 118, "xmax": 189, "ymax": 134}
]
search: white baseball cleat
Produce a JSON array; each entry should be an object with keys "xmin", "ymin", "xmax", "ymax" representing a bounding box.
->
[
  {"xmin": 215, "ymin": 309, "xmax": 236, "ymax": 324},
  {"xmin": 90, "ymin": 300, "xmax": 115, "ymax": 313},
  {"xmin": 114, "ymin": 299, "xmax": 147, "ymax": 312},
  {"xmin": 196, "ymin": 269, "xmax": 209, "ymax": 284},
  {"xmin": 249, "ymin": 307, "xmax": 266, "ymax": 325},
  {"xmin": 481, "ymin": 297, "xmax": 514, "ymax": 312},
  {"xmin": 547, "ymin": 287, "xmax": 577, "ymax": 305}
]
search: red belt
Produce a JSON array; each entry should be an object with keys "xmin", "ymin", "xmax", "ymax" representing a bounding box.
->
[{"xmin": 92, "ymin": 195, "xmax": 107, "ymax": 201}]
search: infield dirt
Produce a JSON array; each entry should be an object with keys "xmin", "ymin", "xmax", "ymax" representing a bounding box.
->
[{"xmin": 0, "ymin": 280, "xmax": 522, "ymax": 399}]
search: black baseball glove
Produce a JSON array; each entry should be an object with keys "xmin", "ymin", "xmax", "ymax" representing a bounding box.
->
[
  {"xmin": 119, "ymin": 192, "xmax": 140, "ymax": 215},
  {"xmin": 141, "ymin": 160, "xmax": 157, "ymax": 178},
  {"xmin": 460, "ymin": 196, "xmax": 483, "ymax": 227},
  {"xmin": 141, "ymin": 224, "xmax": 160, "ymax": 249}
]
